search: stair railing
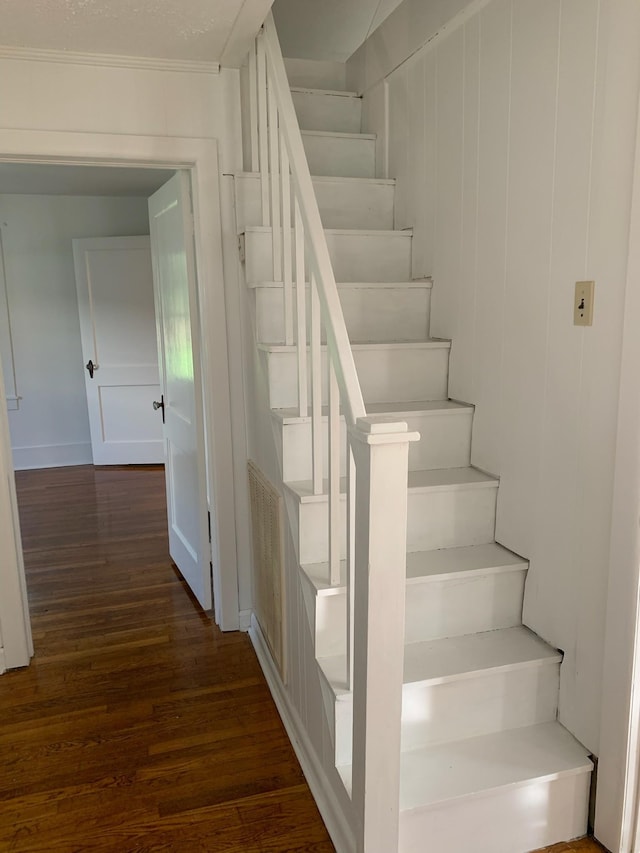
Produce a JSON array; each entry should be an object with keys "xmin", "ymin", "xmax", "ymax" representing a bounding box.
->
[{"xmin": 248, "ymin": 15, "xmax": 418, "ymax": 852}]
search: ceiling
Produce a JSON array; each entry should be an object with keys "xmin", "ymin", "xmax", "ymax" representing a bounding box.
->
[
  {"xmin": 0, "ymin": 0, "xmax": 274, "ymax": 66},
  {"xmin": 0, "ymin": 163, "xmax": 175, "ymax": 197},
  {"xmin": 272, "ymin": 0, "xmax": 405, "ymax": 62}
]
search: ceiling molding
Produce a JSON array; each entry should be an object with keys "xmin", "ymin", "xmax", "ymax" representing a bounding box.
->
[{"xmin": 0, "ymin": 44, "xmax": 220, "ymax": 75}]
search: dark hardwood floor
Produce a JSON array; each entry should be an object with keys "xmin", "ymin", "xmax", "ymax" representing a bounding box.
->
[{"xmin": 0, "ymin": 465, "xmax": 334, "ymax": 852}]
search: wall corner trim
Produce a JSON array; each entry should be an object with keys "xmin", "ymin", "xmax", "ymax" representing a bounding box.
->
[
  {"xmin": 249, "ymin": 615, "xmax": 355, "ymax": 853},
  {"xmin": 0, "ymin": 45, "xmax": 221, "ymax": 75}
]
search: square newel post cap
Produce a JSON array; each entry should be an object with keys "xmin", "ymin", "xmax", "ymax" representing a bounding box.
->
[{"xmin": 351, "ymin": 415, "xmax": 420, "ymax": 446}]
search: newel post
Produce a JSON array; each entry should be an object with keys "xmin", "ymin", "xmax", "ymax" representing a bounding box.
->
[{"xmin": 349, "ymin": 416, "xmax": 419, "ymax": 853}]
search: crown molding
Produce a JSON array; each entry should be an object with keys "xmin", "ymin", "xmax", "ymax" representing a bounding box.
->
[{"xmin": 0, "ymin": 44, "xmax": 220, "ymax": 74}]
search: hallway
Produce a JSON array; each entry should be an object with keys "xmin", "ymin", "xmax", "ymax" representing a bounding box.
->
[{"xmin": 0, "ymin": 465, "xmax": 333, "ymax": 852}]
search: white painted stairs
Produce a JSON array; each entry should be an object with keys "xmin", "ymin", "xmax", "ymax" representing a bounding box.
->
[{"xmin": 237, "ymin": 56, "xmax": 592, "ymax": 853}]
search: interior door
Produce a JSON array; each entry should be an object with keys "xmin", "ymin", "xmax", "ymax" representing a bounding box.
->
[
  {"xmin": 73, "ymin": 236, "xmax": 164, "ymax": 465},
  {"xmin": 148, "ymin": 172, "xmax": 212, "ymax": 611}
]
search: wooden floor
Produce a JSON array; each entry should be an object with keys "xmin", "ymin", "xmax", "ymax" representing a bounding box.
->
[
  {"xmin": 0, "ymin": 465, "xmax": 334, "ymax": 852},
  {"xmin": 0, "ymin": 465, "xmax": 610, "ymax": 853}
]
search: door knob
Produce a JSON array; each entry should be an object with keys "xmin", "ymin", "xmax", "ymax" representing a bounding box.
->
[
  {"xmin": 153, "ymin": 395, "xmax": 165, "ymax": 424},
  {"xmin": 86, "ymin": 359, "xmax": 97, "ymax": 379}
]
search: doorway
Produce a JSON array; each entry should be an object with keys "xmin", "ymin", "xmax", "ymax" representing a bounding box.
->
[{"xmin": 0, "ymin": 136, "xmax": 241, "ymax": 673}]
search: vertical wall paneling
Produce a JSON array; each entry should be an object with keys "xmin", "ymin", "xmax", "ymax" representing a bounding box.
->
[
  {"xmin": 432, "ymin": 27, "xmax": 464, "ymax": 346},
  {"xmin": 466, "ymin": 0, "xmax": 512, "ymax": 478},
  {"xmin": 388, "ymin": 64, "xmax": 410, "ymax": 230},
  {"xmin": 454, "ymin": 16, "xmax": 481, "ymax": 399},
  {"xmin": 360, "ymin": 0, "xmax": 619, "ymax": 752},
  {"xmin": 407, "ymin": 58, "xmax": 428, "ymax": 278},
  {"xmin": 498, "ymin": 0, "xmax": 560, "ymax": 554}
]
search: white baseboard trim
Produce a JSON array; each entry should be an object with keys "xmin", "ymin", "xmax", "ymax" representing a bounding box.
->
[
  {"xmin": 239, "ymin": 609, "xmax": 252, "ymax": 632},
  {"xmin": 249, "ymin": 614, "xmax": 355, "ymax": 853},
  {"xmin": 11, "ymin": 442, "xmax": 93, "ymax": 470},
  {"xmin": 0, "ymin": 647, "xmax": 6, "ymax": 675}
]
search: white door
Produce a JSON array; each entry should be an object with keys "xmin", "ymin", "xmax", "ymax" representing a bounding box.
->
[
  {"xmin": 73, "ymin": 236, "xmax": 164, "ymax": 465},
  {"xmin": 149, "ymin": 172, "xmax": 212, "ymax": 611}
]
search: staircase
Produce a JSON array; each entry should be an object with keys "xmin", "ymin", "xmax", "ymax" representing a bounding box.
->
[{"xmin": 237, "ymin": 26, "xmax": 593, "ymax": 853}]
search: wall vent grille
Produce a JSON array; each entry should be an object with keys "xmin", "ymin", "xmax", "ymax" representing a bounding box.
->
[{"xmin": 248, "ymin": 460, "xmax": 286, "ymax": 680}]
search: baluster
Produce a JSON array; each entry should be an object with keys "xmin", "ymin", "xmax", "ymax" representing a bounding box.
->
[
  {"xmin": 256, "ymin": 34, "xmax": 269, "ymax": 226},
  {"xmin": 267, "ymin": 83, "xmax": 282, "ymax": 281},
  {"xmin": 328, "ymin": 360, "xmax": 341, "ymax": 586},
  {"xmin": 280, "ymin": 137, "xmax": 293, "ymax": 346},
  {"xmin": 310, "ymin": 272, "xmax": 323, "ymax": 497},
  {"xmin": 294, "ymin": 199, "xmax": 307, "ymax": 417},
  {"xmin": 248, "ymin": 39, "xmax": 259, "ymax": 173},
  {"xmin": 346, "ymin": 440, "xmax": 356, "ymax": 691}
]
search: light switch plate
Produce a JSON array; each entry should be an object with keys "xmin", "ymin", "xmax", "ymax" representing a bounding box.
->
[{"xmin": 574, "ymin": 280, "xmax": 595, "ymax": 326}]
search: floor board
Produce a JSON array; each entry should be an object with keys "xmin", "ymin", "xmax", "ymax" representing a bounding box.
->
[{"xmin": 0, "ymin": 465, "xmax": 334, "ymax": 852}]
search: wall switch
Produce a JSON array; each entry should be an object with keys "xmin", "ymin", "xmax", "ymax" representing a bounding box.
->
[{"xmin": 574, "ymin": 280, "xmax": 595, "ymax": 326}]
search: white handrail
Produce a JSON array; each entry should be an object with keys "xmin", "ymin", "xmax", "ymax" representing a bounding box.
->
[{"xmin": 247, "ymin": 17, "xmax": 417, "ymax": 852}]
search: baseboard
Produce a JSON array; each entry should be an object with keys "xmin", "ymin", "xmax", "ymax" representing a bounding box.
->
[
  {"xmin": 239, "ymin": 609, "xmax": 252, "ymax": 632},
  {"xmin": 11, "ymin": 442, "xmax": 93, "ymax": 470},
  {"xmin": 0, "ymin": 647, "xmax": 6, "ymax": 675},
  {"xmin": 249, "ymin": 615, "xmax": 355, "ymax": 853}
]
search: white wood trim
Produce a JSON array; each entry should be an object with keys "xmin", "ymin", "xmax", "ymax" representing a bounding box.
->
[
  {"xmin": 0, "ymin": 129, "xmax": 240, "ymax": 638},
  {"xmin": 249, "ymin": 614, "xmax": 356, "ymax": 853},
  {"xmin": 239, "ymin": 609, "xmax": 252, "ymax": 631},
  {"xmin": 0, "ymin": 647, "xmax": 6, "ymax": 675},
  {"xmin": 5, "ymin": 397, "xmax": 18, "ymax": 411},
  {"xmin": 0, "ymin": 340, "xmax": 32, "ymax": 670},
  {"xmin": 595, "ymin": 67, "xmax": 640, "ymax": 853},
  {"xmin": 0, "ymin": 44, "xmax": 220, "ymax": 74}
]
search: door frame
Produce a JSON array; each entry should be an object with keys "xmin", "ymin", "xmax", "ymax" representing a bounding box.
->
[{"xmin": 0, "ymin": 129, "xmax": 241, "ymax": 655}]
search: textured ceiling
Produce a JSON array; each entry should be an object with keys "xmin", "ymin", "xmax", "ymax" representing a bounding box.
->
[
  {"xmin": 0, "ymin": 0, "xmax": 272, "ymax": 64},
  {"xmin": 273, "ymin": 0, "xmax": 405, "ymax": 62}
]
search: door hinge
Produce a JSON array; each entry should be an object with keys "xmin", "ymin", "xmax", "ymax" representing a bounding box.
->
[{"xmin": 238, "ymin": 234, "xmax": 246, "ymax": 263}]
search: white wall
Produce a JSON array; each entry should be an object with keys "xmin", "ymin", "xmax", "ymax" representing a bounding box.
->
[
  {"xmin": 3, "ymin": 193, "xmax": 149, "ymax": 469},
  {"xmin": 350, "ymin": 0, "xmax": 640, "ymax": 756}
]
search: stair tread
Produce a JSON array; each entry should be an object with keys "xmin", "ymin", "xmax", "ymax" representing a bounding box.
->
[
  {"xmin": 302, "ymin": 542, "xmax": 527, "ymax": 594},
  {"xmin": 244, "ymin": 225, "xmax": 411, "ymax": 237},
  {"xmin": 274, "ymin": 399, "xmax": 471, "ymax": 425},
  {"xmin": 301, "ymin": 129, "xmax": 376, "ymax": 140},
  {"xmin": 259, "ymin": 339, "xmax": 450, "ymax": 354},
  {"xmin": 236, "ymin": 171, "xmax": 396, "ymax": 186},
  {"xmin": 291, "ymin": 85, "xmax": 360, "ymax": 98},
  {"xmin": 287, "ymin": 466, "xmax": 496, "ymax": 502},
  {"xmin": 248, "ymin": 279, "xmax": 433, "ymax": 290},
  {"xmin": 319, "ymin": 626, "xmax": 560, "ymax": 695},
  {"xmin": 337, "ymin": 722, "xmax": 592, "ymax": 810},
  {"xmin": 286, "ymin": 466, "xmax": 495, "ymax": 503}
]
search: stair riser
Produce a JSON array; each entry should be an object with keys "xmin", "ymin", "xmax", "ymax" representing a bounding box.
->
[
  {"xmin": 292, "ymin": 90, "xmax": 362, "ymax": 133},
  {"xmin": 333, "ymin": 662, "xmax": 561, "ymax": 765},
  {"xmin": 407, "ymin": 486, "xmax": 497, "ymax": 552},
  {"xmin": 293, "ymin": 484, "xmax": 497, "ymax": 565},
  {"xmin": 255, "ymin": 284, "xmax": 430, "ymax": 345},
  {"xmin": 235, "ymin": 174, "xmax": 395, "ymax": 231},
  {"xmin": 399, "ymin": 771, "xmax": 590, "ymax": 853},
  {"xmin": 302, "ymin": 132, "xmax": 376, "ymax": 178},
  {"xmin": 262, "ymin": 346, "xmax": 450, "ymax": 410},
  {"xmin": 311, "ymin": 569, "xmax": 527, "ymax": 658},
  {"xmin": 285, "ymin": 58, "xmax": 347, "ymax": 91},
  {"xmin": 245, "ymin": 229, "xmax": 412, "ymax": 283},
  {"xmin": 279, "ymin": 408, "xmax": 471, "ymax": 482}
]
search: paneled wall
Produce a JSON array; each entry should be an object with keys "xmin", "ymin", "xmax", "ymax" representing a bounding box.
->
[{"xmin": 354, "ymin": 0, "xmax": 640, "ymax": 754}]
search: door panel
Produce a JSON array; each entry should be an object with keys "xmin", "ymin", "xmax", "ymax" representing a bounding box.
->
[
  {"xmin": 149, "ymin": 172, "xmax": 211, "ymax": 611},
  {"xmin": 73, "ymin": 236, "xmax": 163, "ymax": 465}
]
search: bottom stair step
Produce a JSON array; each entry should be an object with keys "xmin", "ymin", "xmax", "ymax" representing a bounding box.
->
[{"xmin": 338, "ymin": 722, "xmax": 592, "ymax": 853}]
